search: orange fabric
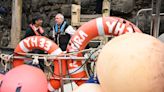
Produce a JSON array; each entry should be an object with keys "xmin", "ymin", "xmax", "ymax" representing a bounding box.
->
[{"xmin": 49, "ymin": 79, "xmax": 60, "ymax": 89}]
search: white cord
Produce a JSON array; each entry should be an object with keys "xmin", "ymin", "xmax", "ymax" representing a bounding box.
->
[{"xmin": 32, "ymin": 56, "xmax": 39, "ymax": 65}]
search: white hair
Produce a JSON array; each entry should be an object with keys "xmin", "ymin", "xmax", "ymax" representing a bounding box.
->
[{"xmin": 56, "ymin": 13, "xmax": 64, "ymax": 20}]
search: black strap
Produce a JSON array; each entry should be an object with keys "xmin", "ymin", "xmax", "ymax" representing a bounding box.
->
[{"xmin": 16, "ymin": 86, "xmax": 22, "ymax": 92}]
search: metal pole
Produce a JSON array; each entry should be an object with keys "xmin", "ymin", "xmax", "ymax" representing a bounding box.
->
[
  {"xmin": 150, "ymin": 0, "xmax": 161, "ymax": 38},
  {"xmin": 54, "ymin": 77, "xmax": 89, "ymax": 80},
  {"xmin": 11, "ymin": 56, "xmax": 87, "ymax": 60},
  {"xmin": 59, "ymin": 60, "xmax": 64, "ymax": 92},
  {"xmin": 150, "ymin": 0, "xmax": 155, "ymax": 36}
]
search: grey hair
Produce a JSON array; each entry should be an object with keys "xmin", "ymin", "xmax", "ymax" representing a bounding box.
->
[{"xmin": 56, "ymin": 13, "xmax": 64, "ymax": 20}]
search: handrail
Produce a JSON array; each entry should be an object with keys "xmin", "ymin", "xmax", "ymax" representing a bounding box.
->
[{"xmin": 136, "ymin": 8, "xmax": 164, "ymax": 27}]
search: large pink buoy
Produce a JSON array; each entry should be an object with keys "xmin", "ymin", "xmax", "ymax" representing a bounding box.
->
[
  {"xmin": 96, "ymin": 33, "xmax": 164, "ymax": 92},
  {"xmin": 72, "ymin": 83, "xmax": 103, "ymax": 92},
  {"xmin": 0, "ymin": 65, "xmax": 48, "ymax": 92}
]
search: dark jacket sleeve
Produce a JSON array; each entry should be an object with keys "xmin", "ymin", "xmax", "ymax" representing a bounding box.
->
[
  {"xmin": 22, "ymin": 27, "xmax": 34, "ymax": 39},
  {"xmin": 48, "ymin": 29, "xmax": 54, "ymax": 40},
  {"xmin": 41, "ymin": 31, "xmax": 49, "ymax": 38}
]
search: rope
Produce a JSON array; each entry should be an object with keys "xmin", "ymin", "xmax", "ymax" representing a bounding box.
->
[
  {"xmin": 0, "ymin": 54, "xmax": 13, "ymax": 72},
  {"xmin": 32, "ymin": 55, "xmax": 39, "ymax": 65},
  {"xmin": 0, "ymin": 54, "xmax": 13, "ymax": 62},
  {"xmin": 44, "ymin": 56, "xmax": 52, "ymax": 67}
]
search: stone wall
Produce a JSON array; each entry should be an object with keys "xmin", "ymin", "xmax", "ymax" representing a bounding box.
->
[{"xmin": 0, "ymin": 0, "xmax": 164, "ymax": 47}]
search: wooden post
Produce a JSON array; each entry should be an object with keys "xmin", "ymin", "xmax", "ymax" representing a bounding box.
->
[
  {"xmin": 102, "ymin": 0, "xmax": 110, "ymax": 17},
  {"xmin": 72, "ymin": 0, "xmax": 81, "ymax": 5},
  {"xmin": 71, "ymin": 4, "xmax": 81, "ymax": 27},
  {"xmin": 102, "ymin": 0, "xmax": 111, "ymax": 44},
  {"xmin": 10, "ymin": 0, "xmax": 22, "ymax": 48}
]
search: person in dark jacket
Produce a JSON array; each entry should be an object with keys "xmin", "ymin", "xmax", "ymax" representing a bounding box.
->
[
  {"xmin": 23, "ymin": 16, "xmax": 47, "ymax": 71},
  {"xmin": 49, "ymin": 13, "xmax": 75, "ymax": 51},
  {"xmin": 23, "ymin": 16, "xmax": 47, "ymax": 39}
]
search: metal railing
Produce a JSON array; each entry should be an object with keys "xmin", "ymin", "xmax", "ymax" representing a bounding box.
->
[{"xmin": 136, "ymin": 8, "xmax": 164, "ymax": 27}]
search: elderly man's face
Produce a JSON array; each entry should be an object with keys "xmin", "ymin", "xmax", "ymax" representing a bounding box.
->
[{"xmin": 55, "ymin": 15, "xmax": 63, "ymax": 25}]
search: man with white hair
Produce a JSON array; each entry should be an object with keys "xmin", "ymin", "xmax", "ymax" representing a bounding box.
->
[{"xmin": 49, "ymin": 13, "xmax": 75, "ymax": 51}]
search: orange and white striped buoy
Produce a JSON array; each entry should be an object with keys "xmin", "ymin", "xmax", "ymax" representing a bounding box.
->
[
  {"xmin": 13, "ymin": 36, "xmax": 66, "ymax": 91},
  {"xmin": 67, "ymin": 17, "xmax": 142, "ymax": 86}
]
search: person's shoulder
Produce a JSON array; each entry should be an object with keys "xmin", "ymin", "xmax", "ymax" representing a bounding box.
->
[
  {"xmin": 64, "ymin": 21, "xmax": 69, "ymax": 27},
  {"xmin": 26, "ymin": 26, "xmax": 33, "ymax": 32}
]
